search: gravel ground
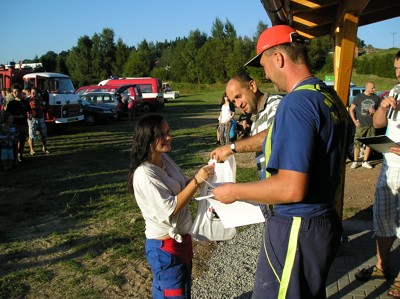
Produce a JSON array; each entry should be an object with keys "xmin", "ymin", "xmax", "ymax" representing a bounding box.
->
[{"xmin": 192, "ymin": 223, "xmax": 264, "ymax": 299}]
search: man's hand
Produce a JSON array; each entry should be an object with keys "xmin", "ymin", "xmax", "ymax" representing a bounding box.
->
[
  {"xmin": 209, "ymin": 144, "xmax": 232, "ymax": 162},
  {"xmin": 389, "ymin": 147, "xmax": 400, "ymax": 156},
  {"xmin": 212, "ymin": 183, "xmax": 237, "ymax": 204}
]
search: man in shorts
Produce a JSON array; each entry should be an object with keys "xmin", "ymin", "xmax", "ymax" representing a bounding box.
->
[
  {"xmin": 28, "ymin": 87, "xmax": 49, "ymax": 155},
  {"xmin": 348, "ymin": 81, "xmax": 380, "ymax": 169},
  {"xmin": 355, "ymin": 50, "xmax": 400, "ymax": 298}
]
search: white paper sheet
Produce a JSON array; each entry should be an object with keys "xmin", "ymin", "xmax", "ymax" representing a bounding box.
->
[{"xmin": 204, "ymin": 197, "xmax": 265, "ymax": 228}]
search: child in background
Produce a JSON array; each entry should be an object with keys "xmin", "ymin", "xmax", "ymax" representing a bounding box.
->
[{"xmin": 0, "ymin": 112, "xmax": 18, "ymax": 170}]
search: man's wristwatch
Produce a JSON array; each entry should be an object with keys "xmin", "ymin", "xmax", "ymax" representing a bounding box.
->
[{"xmin": 230, "ymin": 142, "xmax": 237, "ymax": 153}]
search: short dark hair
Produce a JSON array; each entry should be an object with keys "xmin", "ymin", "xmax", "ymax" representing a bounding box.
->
[
  {"xmin": 265, "ymin": 41, "xmax": 309, "ymax": 65},
  {"xmin": 231, "ymin": 72, "xmax": 254, "ymax": 86}
]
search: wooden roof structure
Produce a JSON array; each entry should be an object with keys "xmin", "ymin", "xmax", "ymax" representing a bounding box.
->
[
  {"xmin": 260, "ymin": 0, "xmax": 399, "ymax": 218},
  {"xmin": 260, "ymin": 0, "xmax": 400, "ymax": 105}
]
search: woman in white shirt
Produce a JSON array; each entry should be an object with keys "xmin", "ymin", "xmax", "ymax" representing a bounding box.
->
[
  {"xmin": 128, "ymin": 114, "xmax": 214, "ymax": 299},
  {"xmin": 218, "ymin": 93, "xmax": 235, "ymax": 145}
]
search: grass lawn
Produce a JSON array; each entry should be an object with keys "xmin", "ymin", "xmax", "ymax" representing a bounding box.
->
[
  {"xmin": 1, "ymin": 74, "xmax": 396, "ymax": 298},
  {"xmin": 0, "ymin": 87, "xmax": 259, "ymax": 299}
]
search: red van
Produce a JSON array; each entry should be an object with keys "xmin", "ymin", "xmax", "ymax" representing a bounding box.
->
[{"xmin": 98, "ymin": 77, "xmax": 164, "ymax": 112}]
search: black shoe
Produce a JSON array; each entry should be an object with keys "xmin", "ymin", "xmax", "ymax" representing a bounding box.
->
[{"xmin": 214, "ymin": 141, "xmax": 220, "ymax": 145}]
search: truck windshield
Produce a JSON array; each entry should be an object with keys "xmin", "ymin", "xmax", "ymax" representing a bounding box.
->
[
  {"xmin": 48, "ymin": 77, "xmax": 75, "ymax": 94},
  {"xmin": 28, "ymin": 77, "xmax": 75, "ymax": 94}
]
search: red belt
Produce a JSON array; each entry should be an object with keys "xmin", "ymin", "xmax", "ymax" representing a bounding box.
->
[{"xmin": 161, "ymin": 234, "xmax": 193, "ymax": 266}]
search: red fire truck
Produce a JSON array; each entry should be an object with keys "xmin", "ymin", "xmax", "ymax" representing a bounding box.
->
[
  {"xmin": 0, "ymin": 64, "xmax": 84, "ymax": 125},
  {"xmin": 0, "ymin": 63, "xmax": 38, "ymax": 90}
]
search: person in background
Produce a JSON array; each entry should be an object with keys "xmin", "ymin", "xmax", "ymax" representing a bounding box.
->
[
  {"xmin": 4, "ymin": 88, "xmax": 14, "ymax": 107},
  {"xmin": 348, "ymin": 81, "xmax": 381, "ymax": 169},
  {"xmin": 236, "ymin": 112, "xmax": 252, "ymax": 139},
  {"xmin": 214, "ymin": 123, "xmax": 220, "ymax": 145},
  {"xmin": 0, "ymin": 88, "xmax": 5, "ymax": 111},
  {"xmin": 355, "ymin": 50, "xmax": 400, "ymax": 299},
  {"xmin": 6, "ymin": 86, "xmax": 31, "ymax": 162},
  {"xmin": 22, "ymin": 87, "xmax": 31, "ymax": 100},
  {"xmin": 0, "ymin": 112, "xmax": 18, "ymax": 170},
  {"xmin": 210, "ymin": 73, "xmax": 282, "ymax": 179},
  {"xmin": 127, "ymin": 114, "xmax": 214, "ymax": 299},
  {"xmin": 212, "ymin": 25, "xmax": 348, "ymax": 298},
  {"xmin": 218, "ymin": 92, "xmax": 235, "ymax": 146},
  {"xmin": 127, "ymin": 97, "xmax": 135, "ymax": 120},
  {"xmin": 28, "ymin": 87, "xmax": 49, "ymax": 155}
]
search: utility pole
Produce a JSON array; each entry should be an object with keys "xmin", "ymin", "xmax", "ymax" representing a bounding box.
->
[{"xmin": 391, "ymin": 32, "xmax": 397, "ymax": 48}]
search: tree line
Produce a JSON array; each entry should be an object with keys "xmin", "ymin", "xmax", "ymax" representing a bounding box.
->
[{"xmin": 25, "ymin": 18, "xmax": 393, "ymax": 88}]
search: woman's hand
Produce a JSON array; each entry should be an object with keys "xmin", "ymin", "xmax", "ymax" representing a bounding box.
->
[{"xmin": 194, "ymin": 164, "xmax": 215, "ymax": 186}]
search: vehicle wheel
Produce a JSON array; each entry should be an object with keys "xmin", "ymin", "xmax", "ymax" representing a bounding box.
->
[
  {"xmin": 143, "ymin": 104, "xmax": 151, "ymax": 113},
  {"xmin": 86, "ymin": 114, "xmax": 96, "ymax": 126}
]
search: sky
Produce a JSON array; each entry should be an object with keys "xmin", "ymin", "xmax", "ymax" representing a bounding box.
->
[{"xmin": 1, "ymin": 0, "xmax": 399, "ymax": 65}]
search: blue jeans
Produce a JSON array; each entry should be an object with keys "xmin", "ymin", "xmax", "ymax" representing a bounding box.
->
[{"xmin": 145, "ymin": 239, "xmax": 192, "ymax": 299}]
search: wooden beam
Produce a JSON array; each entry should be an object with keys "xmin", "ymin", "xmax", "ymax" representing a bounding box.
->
[
  {"xmin": 333, "ymin": 12, "xmax": 359, "ymax": 221},
  {"xmin": 334, "ymin": 12, "xmax": 359, "ymax": 106}
]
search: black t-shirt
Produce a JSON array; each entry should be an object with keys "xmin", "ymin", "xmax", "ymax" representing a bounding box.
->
[
  {"xmin": 6, "ymin": 99, "xmax": 32, "ymax": 126},
  {"xmin": 352, "ymin": 93, "xmax": 380, "ymax": 127}
]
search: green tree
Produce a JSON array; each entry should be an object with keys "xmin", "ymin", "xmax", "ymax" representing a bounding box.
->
[
  {"xmin": 91, "ymin": 28, "xmax": 116, "ymax": 82},
  {"xmin": 123, "ymin": 40, "xmax": 153, "ymax": 77},
  {"xmin": 113, "ymin": 38, "xmax": 130, "ymax": 77},
  {"xmin": 307, "ymin": 35, "xmax": 332, "ymax": 73},
  {"xmin": 91, "ymin": 33, "xmax": 103, "ymax": 82},
  {"xmin": 180, "ymin": 30, "xmax": 208, "ymax": 83},
  {"xmin": 168, "ymin": 38, "xmax": 188, "ymax": 82},
  {"xmin": 211, "ymin": 17, "xmax": 225, "ymax": 39},
  {"xmin": 225, "ymin": 36, "xmax": 254, "ymax": 78},
  {"xmin": 66, "ymin": 35, "xmax": 93, "ymax": 86},
  {"xmin": 40, "ymin": 51, "xmax": 57, "ymax": 72},
  {"xmin": 100, "ymin": 28, "xmax": 116, "ymax": 78},
  {"xmin": 224, "ymin": 19, "xmax": 237, "ymax": 39},
  {"xmin": 56, "ymin": 51, "xmax": 69, "ymax": 75}
]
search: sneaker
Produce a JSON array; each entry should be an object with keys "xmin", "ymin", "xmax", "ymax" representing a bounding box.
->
[
  {"xmin": 362, "ymin": 161, "xmax": 373, "ymax": 169},
  {"xmin": 350, "ymin": 162, "xmax": 358, "ymax": 169}
]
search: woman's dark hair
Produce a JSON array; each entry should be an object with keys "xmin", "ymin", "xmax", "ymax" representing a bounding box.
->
[
  {"xmin": 127, "ymin": 114, "xmax": 165, "ymax": 193},
  {"xmin": 220, "ymin": 92, "xmax": 227, "ymax": 107}
]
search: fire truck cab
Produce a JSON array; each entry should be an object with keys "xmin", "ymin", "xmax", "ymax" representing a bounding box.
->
[{"xmin": 23, "ymin": 72, "xmax": 84, "ymax": 124}]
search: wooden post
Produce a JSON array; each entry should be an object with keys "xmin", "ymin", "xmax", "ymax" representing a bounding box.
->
[{"xmin": 333, "ymin": 12, "xmax": 359, "ymax": 220}]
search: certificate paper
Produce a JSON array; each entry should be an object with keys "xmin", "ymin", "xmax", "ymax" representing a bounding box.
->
[
  {"xmin": 357, "ymin": 135, "xmax": 400, "ymax": 153},
  {"xmin": 205, "ymin": 197, "xmax": 265, "ymax": 228}
]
